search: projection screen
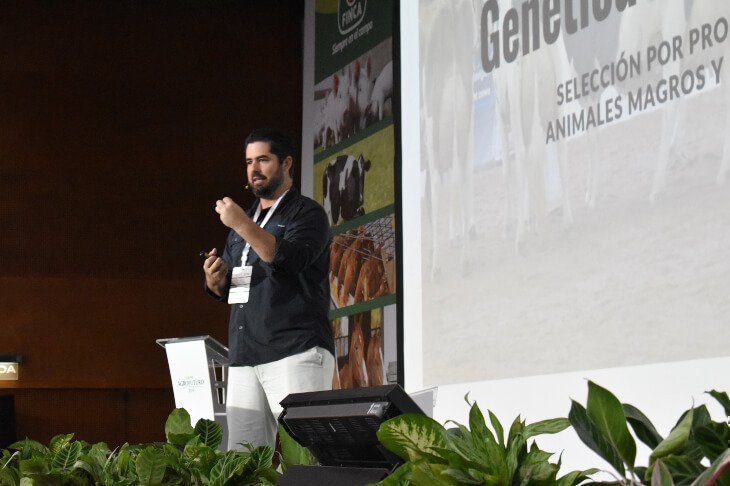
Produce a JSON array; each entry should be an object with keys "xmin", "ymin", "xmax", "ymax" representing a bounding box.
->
[{"xmin": 402, "ymin": 0, "xmax": 730, "ymax": 388}]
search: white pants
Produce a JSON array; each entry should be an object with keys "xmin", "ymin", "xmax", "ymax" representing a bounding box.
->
[{"xmin": 226, "ymin": 346, "xmax": 335, "ymax": 451}]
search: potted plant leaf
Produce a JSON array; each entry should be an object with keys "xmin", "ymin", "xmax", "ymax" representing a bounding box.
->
[
  {"xmin": 375, "ymin": 394, "xmax": 597, "ymax": 485},
  {"xmin": 569, "ymin": 381, "xmax": 730, "ymax": 485}
]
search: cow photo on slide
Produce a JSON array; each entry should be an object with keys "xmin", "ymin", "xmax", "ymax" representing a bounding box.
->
[
  {"xmin": 313, "ymin": 123, "xmax": 396, "ymax": 228},
  {"xmin": 331, "ymin": 309, "xmax": 387, "ymax": 390},
  {"xmin": 329, "ymin": 216, "xmax": 396, "ymax": 308},
  {"xmin": 417, "ymin": 0, "xmax": 730, "ymax": 386},
  {"xmin": 313, "ymin": 39, "xmax": 393, "ymax": 152},
  {"xmin": 322, "ymin": 153, "xmax": 371, "ymax": 226}
]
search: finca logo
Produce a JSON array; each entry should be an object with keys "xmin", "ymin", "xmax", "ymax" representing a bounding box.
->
[{"xmin": 338, "ymin": 0, "xmax": 367, "ymax": 35}]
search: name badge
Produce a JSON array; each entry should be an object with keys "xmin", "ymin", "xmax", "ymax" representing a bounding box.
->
[{"xmin": 228, "ymin": 265, "xmax": 252, "ymax": 304}]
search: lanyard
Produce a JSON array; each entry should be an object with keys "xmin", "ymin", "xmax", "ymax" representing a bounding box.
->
[{"xmin": 240, "ymin": 190, "xmax": 289, "ymax": 266}]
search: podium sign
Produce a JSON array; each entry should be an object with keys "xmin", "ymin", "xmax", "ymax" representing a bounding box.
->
[{"xmin": 157, "ymin": 336, "xmax": 228, "ymax": 432}]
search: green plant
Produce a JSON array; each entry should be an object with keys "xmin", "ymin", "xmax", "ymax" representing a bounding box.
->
[
  {"xmin": 0, "ymin": 408, "xmax": 280, "ymax": 485},
  {"xmin": 375, "ymin": 395, "xmax": 597, "ymax": 485},
  {"xmin": 569, "ymin": 381, "xmax": 730, "ymax": 485},
  {"xmin": 277, "ymin": 424, "xmax": 315, "ymax": 471}
]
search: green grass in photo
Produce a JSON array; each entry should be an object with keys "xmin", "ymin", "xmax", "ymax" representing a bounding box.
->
[{"xmin": 314, "ymin": 124, "xmax": 395, "ymax": 217}]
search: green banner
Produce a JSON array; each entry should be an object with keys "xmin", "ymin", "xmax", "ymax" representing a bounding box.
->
[
  {"xmin": 329, "ymin": 293, "xmax": 397, "ymax": 320},
  {"xmin": 315, "ymin": 0, "xmax": 393, "ymax": 82}
]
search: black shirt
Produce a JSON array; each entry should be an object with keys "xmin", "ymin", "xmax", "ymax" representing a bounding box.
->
[{"xmin": 207, "ymin": 188, "xmax": 334, "ymax": 366}]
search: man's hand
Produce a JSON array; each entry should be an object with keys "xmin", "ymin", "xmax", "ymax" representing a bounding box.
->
[
  {"xmin": 203, "ymin": 248, "xmax": 229, "ymax": 297},
  {"xmin": 215, "ymin": 197, "xmax": 248, "ymax": 230},
  {"xmin": 213, "ymin": 197, "xmax": 277, "ymax": 263}
]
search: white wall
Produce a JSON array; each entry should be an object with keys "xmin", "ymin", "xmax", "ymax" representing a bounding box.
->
[{"xmin": 400, "ymin": 0, "xmax": 424, "ymax": 392}]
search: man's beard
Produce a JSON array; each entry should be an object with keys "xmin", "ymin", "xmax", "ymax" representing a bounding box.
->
[{"xmin": 251, "ymin": 168, "xmax": 284, "ymax": 198}]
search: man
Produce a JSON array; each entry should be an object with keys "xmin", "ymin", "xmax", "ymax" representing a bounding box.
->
[{"xmin": 203, "ymin": 128, "xmax": 335, "ymax": 450}]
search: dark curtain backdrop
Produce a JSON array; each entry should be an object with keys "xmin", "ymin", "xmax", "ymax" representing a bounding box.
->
[{"xmin": 0, "ymin": 0, "xmax": 303, "ymax": 445}]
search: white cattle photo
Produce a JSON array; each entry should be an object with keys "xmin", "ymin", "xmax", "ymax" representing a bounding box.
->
[
  {"xmin": 313, "ymin": 39, "xmax": 393, "ymax": 151},
  {"xmin": 420, "ymin": 0, "xmax": 477, "ymax": 278},
  {"xmin": 418, "ymin": 0, "xmax": 730, "ymax": 386}
]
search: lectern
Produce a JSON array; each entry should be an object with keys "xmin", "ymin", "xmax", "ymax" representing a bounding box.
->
[{"xmin": 157, "ymin": 335, "xmax": 228, "ymax": 446}]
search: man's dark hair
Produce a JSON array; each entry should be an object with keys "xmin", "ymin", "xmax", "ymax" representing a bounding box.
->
[{"xmin": 244, "ymin": 128, "xmax": 297, "ymax": 171}]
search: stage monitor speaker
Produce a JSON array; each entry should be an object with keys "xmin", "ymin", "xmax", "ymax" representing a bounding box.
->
[
  {"xmin": 278, "ymin": 384, "xmax": 425, "ymax": 476},
  {"xmin": 0, "ymin": 394, "xmax": 16, "ymax": 449}
]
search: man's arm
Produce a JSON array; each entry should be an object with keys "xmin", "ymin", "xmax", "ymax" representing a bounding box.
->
[
  {"xmin": 271, "ymin": 203, "xmax": 330, "ymax": 275},
  {"xmin": 215, "ymin": 197, "xmax": 277, "ymax": 263}
]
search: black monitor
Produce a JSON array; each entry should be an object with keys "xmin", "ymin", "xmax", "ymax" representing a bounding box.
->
[{"xmin": 278, "ymin": 384, "xmax": 425, "ymax": 470}]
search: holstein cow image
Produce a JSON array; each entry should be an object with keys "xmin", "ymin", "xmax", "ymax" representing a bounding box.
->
[{"xmin": 322, "ymin": 154, "xmax": 371, "ymax": 226}]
